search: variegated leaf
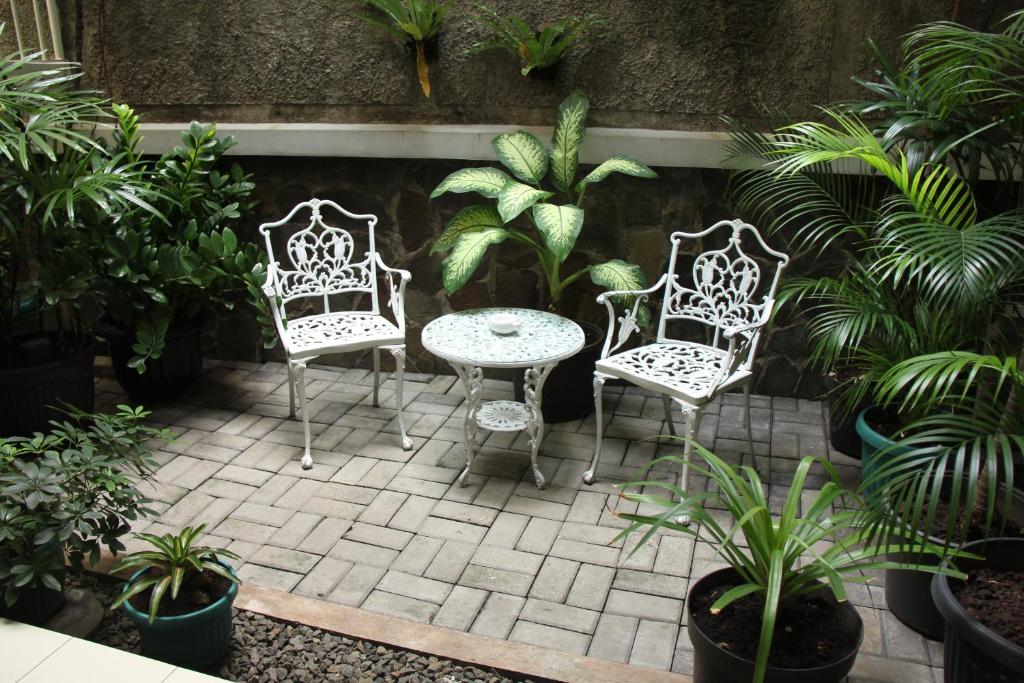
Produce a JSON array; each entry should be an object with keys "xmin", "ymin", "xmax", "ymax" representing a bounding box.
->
[
  {"xmin": 576, "ymin": 155, "xmax": 658, "ymax": 192},
  {"xmin": 532, "ymin": 203, "xmax": 584, "ymax": 263},
  {"xmin": 497, "ymin": 182, "xmax": 553, "ymax": 223},
  {"xmin": 493, "ymin": 130, "xmax": 549, "ymax": 185},
  {"xmin": 591, "ymin": 259, "xmax": 650, "ymax": 324},
  {"xmin": 431, "ymin": 205, "xmax": 504, "ymax": 253},
  {"xmin": 549, "ymin": 91, "xmax": 589, "ymax": 194},
  {"xmin": 442, "ymin": 227, "xmax": 508, "ymax": 293},
  {"xmin": 430, "ymin": 167, "xmax": 513, "ymax": 199}
]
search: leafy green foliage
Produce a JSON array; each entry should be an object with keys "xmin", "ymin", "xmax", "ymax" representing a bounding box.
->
[
  {"xmin": 0, "ymin": 406, "xmax": 169, "ymax": 608},
  {"xmin": 617, "ymin": 445, "xmax": 959, "ymax": 683},
  {"xmin": 430, "ymin": 91, "xmax": 657, "ymax": 310},
  {"xmin": 111, "ymin": 524, "xmax": 240, "ymax": 624},
  {"xmin": 358, "ymin": 0, "xmax": 451, "ymax": 97},
  {"xmin": 0, "ymin": 42, "xmax": 158, "ymax": 363},
  {"xmin": 468, "ymin": 6, "xmax": 606, "ymax": 77},
  {"xmin": 96, "ymin": 107, "xmax": 274, "ymax": 371}
]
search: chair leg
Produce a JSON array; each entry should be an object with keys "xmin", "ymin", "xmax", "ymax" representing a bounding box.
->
[
  {"xmin": 287, "ymin": 361, "xmax": 296, "ymax": 419},
  {"xmin": 387, "ymin": 345, "xmax": 413, "ymax": 451},
  {"xmin": 372, "ymin": 348, "xmax": 381, "ymax": 408},
  {"xmin": 582, "ymin": 373, "xmax": 608, "ymax": 485},
  {"xmin": 292, "ymin": 360, "xmax": 313, "ymax": 470},
  {"xmin": 662, "ymin": 395, "xmax": 676, "ymax": 436},
  {"xmin": 743, "ymin": 382, "xmax": 757, "ymax": 472},
  {"xmin": 674, "ymin": 406, "xmax": 703, "ymax": 527}
]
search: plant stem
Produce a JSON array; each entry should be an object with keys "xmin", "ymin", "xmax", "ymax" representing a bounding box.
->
[
  {"xmin": 416, "ymin": 42, "xmax": 430, "ymax": 97},
  {"xmin": 560, "ymin": 265, "xmax": 593, "ymax": 289}
]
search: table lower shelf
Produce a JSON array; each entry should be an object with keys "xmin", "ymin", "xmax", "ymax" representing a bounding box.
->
[{"xmin": 475, "ymin": 400, "xmax": 532, "ymax": 432}]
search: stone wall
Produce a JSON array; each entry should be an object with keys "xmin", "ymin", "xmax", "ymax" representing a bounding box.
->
[{"xmin": 214, "ymin": 155, "xmax": 830, "ymax": 398}]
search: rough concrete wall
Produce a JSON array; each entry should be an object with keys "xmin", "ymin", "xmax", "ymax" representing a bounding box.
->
[
  {"xmin": 14, "ymin": 0, "xmax": 1013, "ymax": 129},
  {"xmin": 213, "ymin": 155, "xmax": 828, "ymax": 398}
]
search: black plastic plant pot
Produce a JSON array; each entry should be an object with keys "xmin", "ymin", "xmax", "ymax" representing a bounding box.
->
[
  {"xmin": 828, "ymin": 398, "xmax": 869, "ymax": 459},
  {"xmin": 122, "ymin": 565, "xmax": 238, "ymax": 670},
  {"xmin": 932, "ymin": 537, "xmax": 1024, "ymax": 682},
  {"xmin": 513, "ymin": 321, "xmax": 604, "ymax": 423},
  {"xmin": 885, "ymin": 550, "xmax": 945, "ymax": 641},
  {"xmin": 0, "ymin": 335, "xmax": 95, "ymax": 436},
  {"xmin": 97, "ymin": 315, "xmax": 205, "ymax": 403},
  {"xmin": 687, "ymin": 568, "xmax": 863, "ymax": 683}
]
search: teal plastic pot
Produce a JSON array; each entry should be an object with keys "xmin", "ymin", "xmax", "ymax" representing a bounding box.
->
[
  {"xmin": 855, "ymin": 406, "xmax": 912, "ymax": 498},
  {"xmin": 122, "ymin": 566, "xmax": 237, "ymax": 670}
]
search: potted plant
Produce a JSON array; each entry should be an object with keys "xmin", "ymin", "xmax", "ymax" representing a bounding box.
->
[
  {"xmin": 0, "ymin": 406, "xmax": 167, "ymax": 624},
  {"xmin": 430, "ymin": 90, "xmax": 657, "ymax": 420},
  {"xmin": 112, "ymin": 524, "xmax": 241, "ymax": 670},
  {"xmin": 616, "ymin": 445, "xmax": 956, "ymax": 683},
  {"xmin": 467, "ymin": 6, "xmax": 606, "ymax": 80},
  {"xmin": 0, "ymin": 44, "xmax": 157, "ymax": 434},
  {"xmin": 92, "ymin": 105, "xmax": 273, "ymax": 402},
  {"xmin": 358, "ymin": 0, "xmax": 451, "ymax": 98}
]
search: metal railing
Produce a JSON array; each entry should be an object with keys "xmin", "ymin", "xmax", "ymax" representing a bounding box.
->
[{"xmin": 6, "ymin": 0, "xmax": 63, "ymax": 60}]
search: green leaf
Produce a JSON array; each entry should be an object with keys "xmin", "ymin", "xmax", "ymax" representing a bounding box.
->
[
  {"xmin": 590, "ymin": 259, "xmax": 645, "ymax": 293},
  {"xmin": 497, "ymin": 182, "xmax": 553, "ymax": 223},
  {"xmin": 549, "ymin": 90, "xmax": 589, "ymax": 193},
  {"xmin": 442, "ymin": 227, "xmax": 508, "ymax": 293},
  {"xmin": 431, "ymin": 167, "xmax": 513, "ymax": 199},
  {"xmin": 492, "ymin": 131, "xmax": 549, "ymax": 185},
  {"xmin": 531, "ymin": 203, "xmax": 584, "ymax": 262},
  {"xmin": 432, "ymin": 205, "xmax": 504, "ymax": 253},
  {"xmin": 576, "ymin": 155, "xmax": 658, "ymax": 191}
]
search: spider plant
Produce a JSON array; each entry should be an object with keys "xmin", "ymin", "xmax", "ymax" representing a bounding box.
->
[
  {"xmin": 430, "ymin": 90, "xmax": 657, "ymax": 313},
  {"xmin": 616, "ymin": 445, "xmax": 958, "ymax": 683},
  {"xmin": 868, "ymin": 351, "xmax": 1024, "ymax": 544},
  {"xmin": 358, "ymin": 0, "xmax": 451, "ymax": 97},
  {"xmin": 111, "ymin": 524, "xmax": 239, "ymax": 624},
  {"xmin": 468, "ymin": 7, "xmax": 606, "ymax": 77}
]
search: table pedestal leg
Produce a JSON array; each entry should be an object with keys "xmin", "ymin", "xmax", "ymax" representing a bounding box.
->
[
  {"xmin": 453, "ymin": 364, "xmax": 483, "ymax": 487},
  {"xmin": 524, "ymin": 363, "xmax": 555, "ymax": 490}
]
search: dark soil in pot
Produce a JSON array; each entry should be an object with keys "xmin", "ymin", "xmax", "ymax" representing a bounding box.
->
[
  {"xmin": 128, "ymin": 569, "xmax": 231, "ymax": 618},
  {"xmin": 0, "ymin": 333, "xmax": 95, "ymax": 436},
  {"xmin": 97, "ymin": 314, "xmax": 205, "ymax": 403},
  {"xmin": 513, "ymin": 321, "xmax": 603, "ymax": 423},
  {"xmin": 933, "ymin": 537, "xmax": 1024, "ymax": 682},
  {"xmin": 688, "ymin": 568, "xmax": 861, "ymax": 683}
]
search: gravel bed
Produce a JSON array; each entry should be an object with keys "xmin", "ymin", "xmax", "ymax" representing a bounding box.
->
[{"xmin": 70, "ymin": 571, "xmax": 532, "ymax": 683}]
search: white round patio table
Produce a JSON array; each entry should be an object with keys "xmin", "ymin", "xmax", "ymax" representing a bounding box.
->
[{"xmin": 421, "ymin": 307, "xmax": 585, "ymax": 489}]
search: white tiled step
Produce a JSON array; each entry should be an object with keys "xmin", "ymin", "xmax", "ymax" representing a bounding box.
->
[{"xmin": 0, "ymin": 618, "xmax": 221, "ymax": 683}]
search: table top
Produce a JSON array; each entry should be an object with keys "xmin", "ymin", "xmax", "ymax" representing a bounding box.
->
[{"xmin": 421, "ymin": 308, "xmax": 585, "ymax": 369}]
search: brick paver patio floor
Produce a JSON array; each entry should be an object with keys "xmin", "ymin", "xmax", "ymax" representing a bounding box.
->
[{"xmin": 96, "ymin": 358, "xmax": 943, "ymax": 682}]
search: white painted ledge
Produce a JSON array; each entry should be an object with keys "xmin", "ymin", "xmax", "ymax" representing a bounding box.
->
[
  {"xmin": 1, "ymin": 617, "xmax": 220, "ymax": 682},
  {"xmin": 122, "ymin": 122, "xmax": 731, "ymax": 169}
]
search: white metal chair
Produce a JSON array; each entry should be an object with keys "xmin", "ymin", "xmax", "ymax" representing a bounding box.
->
[
  {"xmin": 259, "ymin": 198, "xmax": 413, "ymax": 470},
  {"xmin": 583, "ymin": 219, "xmax": 789, "ymax": 504}
]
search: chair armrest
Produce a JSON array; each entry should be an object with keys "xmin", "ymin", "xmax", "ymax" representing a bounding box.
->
[
  {"xmin": 595, "ymin": 274, "xmax": 669, "ymax": 305},
  {"xmin": 374, "ymin": 253, "xmax": 412, "ymax": 282},
  {"xmin": 375, "ymin": 253, "xmax": 411, "ymax": 330},
  {"xmin": 597, "ymin": 274, "xmax": 668, "ymax": 359},
  {"xmin": 722, "ymin": 318, "xmax": 767, "ymax": 340}
]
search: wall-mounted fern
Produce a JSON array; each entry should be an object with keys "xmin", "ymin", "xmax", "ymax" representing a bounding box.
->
[
  {"xmin": 358, "ymin": 0, "xmax": 450, "ymax": 97},
  {"xmin": 468, "ymin": 6, "xmax": 606, "ymax": 78}
]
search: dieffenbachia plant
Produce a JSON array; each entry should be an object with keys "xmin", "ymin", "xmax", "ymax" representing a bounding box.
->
[{"xmin": 429, "ymin": 90, "xmax": 658, "ymax": 310}]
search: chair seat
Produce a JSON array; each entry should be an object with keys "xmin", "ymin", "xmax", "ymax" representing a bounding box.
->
[
  {"xmin": 596, "ymin": 341, "xmax": 750, "ymax": 403},
  {"xmin": 284, "ymin": 312, "xmax": 403, "ymax": 358}
]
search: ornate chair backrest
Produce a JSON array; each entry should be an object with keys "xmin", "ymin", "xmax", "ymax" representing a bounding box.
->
[
  {"xmin": 259, "ymin": 198, "xmax": 381, "ymax": 320},
  {"xmin": 658, "ymin": 219, "xmax": 789, "ymax": 374}
]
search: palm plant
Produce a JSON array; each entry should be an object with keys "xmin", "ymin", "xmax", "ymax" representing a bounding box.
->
[
  {"xmin": 869, "ymin": 351, "xmax": 1024, "ymax": 543},
  {"xmin": 430, "ymin": 90, "xmax": 657, "ymax": 312},
  {"xmin": 728, "ymin": 108, "xmax": 1024, "ymax": 418},
  {"xmin": 111, "ymin": 524, "xmax": 239, "ymax": 624},
  {"xmin": 358, "ymin": 0, "xmax": 450, "ymax": 97},
  {"xmin": 617, "ymin": 445, "xmax": 957, "ymax": 683},
  {"xmin": 0, "ymin": 44, "xmax": 157, "ymax": 365},
  {"xmin": 468, "ymin": 7, "xmax": 606, "ymax": 77}
]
